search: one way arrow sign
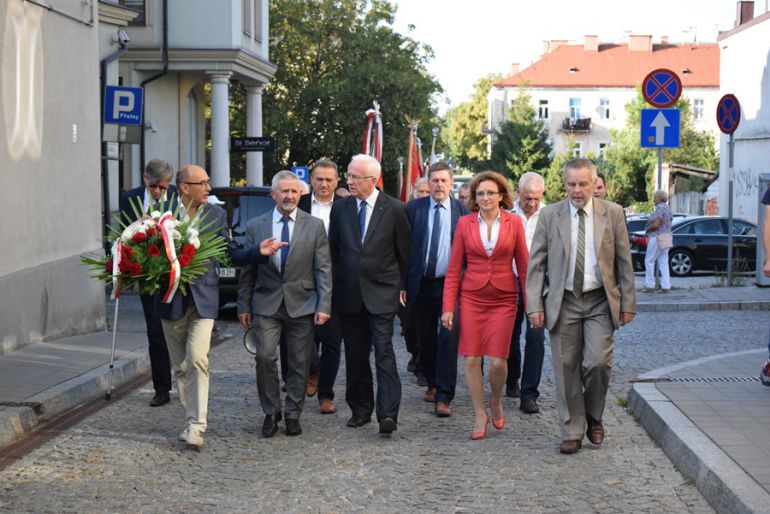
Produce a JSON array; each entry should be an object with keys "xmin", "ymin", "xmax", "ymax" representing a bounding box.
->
[{"xmin": 641, "ymin": 109, "xmax": 680, "ymax": 148}]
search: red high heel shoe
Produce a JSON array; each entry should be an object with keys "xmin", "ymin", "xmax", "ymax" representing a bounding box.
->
[
  {"xmin": 471, "ymin": 414, "xmax": 489, "ymax": 440},
  {"xmin": 490, "ymin": 397, "xmax": 505, "ymax": 430}
]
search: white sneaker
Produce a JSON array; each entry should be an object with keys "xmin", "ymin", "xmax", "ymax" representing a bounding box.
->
[
  {"xmin": 178, "ymin": 428, "xmax": 189, "ymax": 442},
  {"xmin": 186, "ymin": 428, "xmax": 205, "ymax": 449}
]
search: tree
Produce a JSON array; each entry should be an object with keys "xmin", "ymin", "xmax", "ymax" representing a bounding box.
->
[
  {"xmin": 230, "ymin": 0, "xmax": 442, "ymax": 194},
  {"xmin": 487, "ymin": 86, "xmax": 551, "ymax": 182}
]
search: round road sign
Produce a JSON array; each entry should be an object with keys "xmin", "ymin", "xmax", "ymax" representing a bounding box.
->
[
  {"xmin": 642, "ymin": 68, "xmax": 682, "ymax": 108},
  {"xmin": 716, "ymin": 94, "xmax": 741, "ymax": 134}
]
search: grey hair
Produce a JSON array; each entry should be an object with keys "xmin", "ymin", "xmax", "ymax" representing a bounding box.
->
[
  {"xmin": 349, "ymin": 154, "xmax": 381, "ymax": 179},
  {"xmin": 653, "ymin": 189, "xmax": 668, "ymax": 202},
  {"xmin": 517, "ymin": 172, "xmax": 545, "ymax": 192},
  {"xmin": 563, "ymin": 158, "xmax": 598, "ymax": 183},
  {"xmin": 144, "ymin": 159, "xmax": 173, "ymax": 183},
  {"xmin": 412, "ymin": 177, "xmax": 428, "ymax": 198},
  {"xmin": 271, "ymin": 169, "xmax": 302, "ymax": 190}
]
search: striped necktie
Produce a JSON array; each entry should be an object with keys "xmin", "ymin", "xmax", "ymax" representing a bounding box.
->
[{"xmin": 574, "ymin": 208, "xmax": 586, "ymax": 298}]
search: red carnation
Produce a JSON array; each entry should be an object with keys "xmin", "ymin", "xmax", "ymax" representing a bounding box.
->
[
  {"xmin": 120, "ymin": 245, "xmax": 134, "ymax": 260},
  {"xmin": 181, "ymin": 244, "xmax": 196, "ymax": 258},
  {"xmin": 178, "ymin": 253, "xmax": 192, "ymax": 267},
  {"xmin": 146, "ymin": 227, "xmax": 157, "ymax": 238},
  {"xmin": 148, "ymin": 244, "xmax": 161, "ymax": 257},
  {"xmin": 128, "ymin": 262, "xmax": 142, "ymax": 276},
  {"xmin": 118, "ymin": 260, "xmax": 132, "ymax": 274},
  {"xmin": 105, "ymin": 259, "xmax": 113, "ymax": 273},
  {"xmin": 132, "ymin": 231, "xmax": 147, "ymax": 243}
]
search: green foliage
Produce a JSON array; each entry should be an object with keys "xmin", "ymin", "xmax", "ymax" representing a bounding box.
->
[
  {"xmin": 488, "ymin": 86, "xmax": 551, "ymax": 181},
  {"xmin": 230, "ymin": 0, "xmax": 442, "ymax": 194}
]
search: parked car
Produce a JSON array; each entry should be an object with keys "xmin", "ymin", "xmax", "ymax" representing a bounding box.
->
[
  {"xmin": 628, "ymin": 216, "xmax": 757, "ymax": 276},
  {"xmin": 626, "ymin": 212, "xmax": 688, "ymax": 235},
  {"xmin": 210, "ymin": 186, "xmax": 273, "ymax": 307}
]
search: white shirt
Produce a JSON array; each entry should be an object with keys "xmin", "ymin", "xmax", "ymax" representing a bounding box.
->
[
  {"xmin": 356, "ymin": 188, "xmax": 380, "ymax": 242},
  {"xmin": 143, "ymin": 188, "xmax": 169, "ymax": 213},
  {"xmin": 425, "ymin": 197, "xmax": 452, "ymax": 277},
  {"xmin": 272, "ymin": 207, "xmax": 296, "ymax": 271},
  {"xmin": 511, "ymin": 201, "xmax": 543, "ymax": 275},
  {"xmin": 478, "ymin": 211, "xmax": 501, "ymax": 257},
  {"xmin": 310, "ymin": 193, "xmax": 333, "ymax": 234},
  {"xmin": 566, "ymin": 198, "xmax": 602, "ymax": 293}
]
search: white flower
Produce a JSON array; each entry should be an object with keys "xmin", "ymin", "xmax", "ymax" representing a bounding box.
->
[
  {"xmin": 151, "ymin": 211, "xmax": 162, "ymax": 220},
  {"xmin": 172, "ymin": 229, "xmax": 182, "ymax": 241},
  {"xmin": 189, "ymin": 234, "xmax": 201, "ymax": 249},
  {"xmin": 187, "ymin": 227, "xmax": 199, "ymax": 238}
]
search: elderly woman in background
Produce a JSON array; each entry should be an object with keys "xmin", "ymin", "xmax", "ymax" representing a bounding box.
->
[
  {"xmin": 441, "ymin": 172, "xmax": 529, "ymax": 440},
  {"xmin": 643, "ymin": 190, "xmax": 673, "ymax": 292}
]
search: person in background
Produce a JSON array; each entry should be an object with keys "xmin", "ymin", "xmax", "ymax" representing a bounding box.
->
[
  {"xmin": 642, "ymin": 190, "xmax": 673, "ymax": 293},
  {"xmin": 457, "ymin": 183, "xmax": 471, "ymax": 208},
  {"xmin": 594, "ymin": 171, "xmax": 607, "ymax": 200},
  {"xmin": 412, "ymin": 177, "xmax": 430, "ymax": 200},
  {"xmin": 760, "ymin": 187, "xmax": 770, "ymax": 386}
]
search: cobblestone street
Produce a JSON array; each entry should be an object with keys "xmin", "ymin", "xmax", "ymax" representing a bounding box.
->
[{"xmin": 1, "ymin": 293, "xmax": 767, "ymax": 512}]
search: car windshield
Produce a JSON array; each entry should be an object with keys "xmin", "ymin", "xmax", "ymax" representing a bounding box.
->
[{"xmin": 215, "ymin": 192, "xmax": 274, "ymax": 240}]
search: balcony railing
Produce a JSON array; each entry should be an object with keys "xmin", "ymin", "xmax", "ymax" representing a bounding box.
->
[{"xmin": 561, "ymin": 117, "xmax": 591, "ymax": 133}]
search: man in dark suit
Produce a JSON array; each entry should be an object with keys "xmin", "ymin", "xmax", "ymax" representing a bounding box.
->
[
  {"xmin": 237, "ymin": 170, "xmax": 332, "ymax": 438},
  {"xmin": 328, "ymin": 154, "xmax": 411, "ymax": 435},
  {"xmin": 158, "ymin": 165, "xmax": 227, "ymax": 449},
  {"xmin": 119, "ymin": 159, "xmax": 176, "ymax": 407},
  {"xmin": 406, "ymin": 162, "xmax": 468, "ymax": 417}
]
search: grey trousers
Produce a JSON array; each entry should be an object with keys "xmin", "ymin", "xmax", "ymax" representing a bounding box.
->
[
  {"xmin": 549, "ymin": 288, "xmax": 615, "ymax": 441},
  {"xmin": 253, "ymin": 302, "xmax": 314, "ymax": 420}
]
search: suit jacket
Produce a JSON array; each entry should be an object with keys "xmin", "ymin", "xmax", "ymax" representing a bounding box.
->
[
  {"xmin": 328, "ymin": 193, "xmax": 411, "ymax": 315},
  {"xmin": 442, "ymin": 210, "xmax": 529, "ymax": 313},
  {"xmin": 526, "ymin": 198, "xmax": 636, "ymax": 331},
  {"xmin": 405, "ymin": 196, "xmax": 469, "ymax": 302},
  {"xmin": 119, "ymin": 185, "xmax": 178, "ymax": 222},
  {"xmin": 237, "ymin": 208, "xmax": 332, "ymax": 318},
  {"xmin": 158, "ymin": 203, "xmax": 227, "ymax": 321}
]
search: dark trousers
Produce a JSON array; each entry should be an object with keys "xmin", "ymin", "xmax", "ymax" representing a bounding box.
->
[
  {"xmin": 506, "ymin": 280, "xmax": 545, "ymax": 401},
  {"xmin": 340, "ymin": 307, "xmax": 402, "ymax": 422},
  {"xmin": 398, "ymin": 304, "xmax": 419, "ymax": 362},
  {"xmin": 281, "ymin": 314, "xmax": 342, "ymax": 401},
  {"xmin": 140, "ymin": 293, "xmax": 172, "ymax": 393},
  {"xmin": 413, "ymin": 278, "xmax": 459, "ymax": 404}
]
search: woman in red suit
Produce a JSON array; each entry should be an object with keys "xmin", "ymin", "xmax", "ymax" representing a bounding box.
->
[{"xmin": 441, "ymin": 171, "xmax": 528, "ymax": 439}]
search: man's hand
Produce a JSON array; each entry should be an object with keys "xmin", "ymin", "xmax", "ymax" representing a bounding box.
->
[
  {"xmin": 440, "ymin": 312, "xmax": 453, "ymax": 331},
  {"xmin": 399, "ymin": 290, "xmax": 407, "ymax": 307},
  {"xmin": 528, "ymin": 311, "xmax": 544, "ymax": 329},
  {"xmin": 238, "ymin": 312, "xmax": 252, "ymax": 330},
  {"xmin": 620, "ymin": 312, "xmax": 635, "ymax": 325},
  {"xmin": 259, "ymin": 236, "xmax": 288, "ymax": 256},
  {"xmin": 314, "ymin": 312, "xmax": 330, "ymax": 326}
]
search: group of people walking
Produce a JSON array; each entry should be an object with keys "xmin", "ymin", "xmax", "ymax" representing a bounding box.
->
[{"xmin": 123, "ymin": 154, "xmax": 637, "ymax": 455}]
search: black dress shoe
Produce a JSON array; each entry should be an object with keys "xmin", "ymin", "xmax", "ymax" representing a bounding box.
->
[
  {"xmin": 285, "ymin": 418, "xmax": 302, "ymax": 436},
  {"xmin": 150, "ymin": 391, "xmax": 170, "ymax": 407},
  {"xmin": 262, "ymin": 412, "xmax": 282, "ymax": 438},
  {"xmin": 520, "ymin": 398, "xmax": 539, "ymax": 414},
  {"xmin": 346, "ymin": 415, "xmax": 371, "ymax": 428},
  {"xmin": 378, "ymin": 417, "xmax": 397, "ymax": 435},
  {"xmin": 506, "ymin": 383, "xmax": 520, "ymax": 398},
  {"xmin": 416, "ymin": 373, "xmax": 428, "ymax": 387}
]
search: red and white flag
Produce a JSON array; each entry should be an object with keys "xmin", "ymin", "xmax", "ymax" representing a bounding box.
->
[
  {"xmin": 400, "ymin": 123, "xmax": 423, "ymax": 201},
  {"xmin": 362, "ymin": 101, "xmax": 384, "ymax": 190}
]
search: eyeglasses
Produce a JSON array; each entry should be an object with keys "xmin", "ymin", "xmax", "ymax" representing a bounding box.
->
[
  {"xmin": 184, "ymin": 180, "xmax": 211, "ymax": 188},
  {"xmin": 345, "ymin": 173, "xmax": 376, "ymax": 182},
  {"xmin": 147, "ymin": 183, "xmax": 169, "ymax": 191},
  {"xmin": 476, "ymin": 191, "xmax": 500, "ymax": 198}
]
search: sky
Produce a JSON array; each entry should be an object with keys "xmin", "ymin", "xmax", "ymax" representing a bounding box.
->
[{"xmin": 393, "ymin": 0, "xmax": 763, "ymax": 112}]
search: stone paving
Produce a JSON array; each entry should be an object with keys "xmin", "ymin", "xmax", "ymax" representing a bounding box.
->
[{"xmin": 1, "ymin": 292, "xmax": 768, "ymax": 512}]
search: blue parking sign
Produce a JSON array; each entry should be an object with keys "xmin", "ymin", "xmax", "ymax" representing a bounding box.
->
[
  {"xmin": 291, "ymin": 166, "xmax": 309, "ymax": 183},
  {"xmin": 104, "ymin": 86, "xmax": 143, "ymax": 126},
  {"xmin": 640, "ymin": 109, "xmax": 680, "ymax": 148}
]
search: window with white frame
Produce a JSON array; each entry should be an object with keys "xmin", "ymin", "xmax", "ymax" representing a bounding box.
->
[
  {"xmin": 599, "ymin": 98, "xmax": 610, "ymax": 120},
  {"xmin": 598, "ymin": 142, "xmax": 608, "ymax": 158},
  {"xmin": 538, "ymin": 99, "xmax": 549, "ymax": 120},
  {"xmin": 254, "ymin": 0, "xmax": 264, "ymax": 41},
  {"xmin": 572, "ymin": 141, "xmax": 584, "ymax": 158},
  {"xmin": 119, "ymin": 0, "xmax": 146, "ymax": 25},
  {"xmin": 693, "ymin": 98, "xmax": 704, "ymax": 121},
  {"xmin": 242, "ymin": 0, "xmax": 253, "ymax": 36},
  {"xmin": 569, "ymin": 98, "xmax": 581, "ymax": 121}
]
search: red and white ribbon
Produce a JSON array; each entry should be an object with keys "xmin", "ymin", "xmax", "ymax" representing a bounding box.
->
[
  {"xmin": 362, "ymin": 101, "xmax": 384, "ymax": 189},
  {"xmin": 158, "ymin": 212, "xmax": 181, "ymax": 304}
]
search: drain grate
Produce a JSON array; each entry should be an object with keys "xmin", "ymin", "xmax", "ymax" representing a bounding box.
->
[{"xmin": 669, "ymin": 376, "xmax": 759, "ymax": 383}]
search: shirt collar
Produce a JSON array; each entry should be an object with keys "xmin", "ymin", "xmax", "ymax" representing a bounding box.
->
[
  {"xmin": 273, "ymin": 207, "xmax": 297, "ymax": 222},
  {"xmin": 477, "ymin": 210, "xmax": 501, "ymax": 223},
  {"xmin": 358, "ymin": 188, "xmax": 379, "ymax": 208},
  {"xmin": 311, "ymin": 192, "xmax": 333, "ymax": 206},
  {"xmin": 569, "ymin": 197, "xmax": 594, "ymax": 217},
  {"xmin": 429, "ymin": 196, "xmax": 451, "ymax": 210}
]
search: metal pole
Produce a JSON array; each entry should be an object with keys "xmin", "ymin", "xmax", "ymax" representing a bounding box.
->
[
  {"xmin": 105, "ymin": 296, "xmax": 120, "ymax": 400},
  {"xmin": 657, "ymin": 148, "xmax": 663, "ymax": 190},
  {"xmin": 727, "ymin": 133, "xmax": 735, "ymax": 286}
]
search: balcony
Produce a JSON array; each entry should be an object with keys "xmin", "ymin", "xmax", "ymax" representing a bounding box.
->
[{"xmin": 561, "ymin": 117, "xmax": 592, "ymax": 133}]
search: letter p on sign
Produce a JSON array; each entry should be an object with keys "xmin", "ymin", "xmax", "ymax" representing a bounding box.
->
[{"xmin": 113, "ymin": 91, "xmax": 134, "ymax": 120}]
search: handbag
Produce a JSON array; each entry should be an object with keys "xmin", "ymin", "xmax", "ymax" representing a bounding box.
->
[{"xmin": 656, "ymin": 233, "xmax": 673, "ymax": 249}]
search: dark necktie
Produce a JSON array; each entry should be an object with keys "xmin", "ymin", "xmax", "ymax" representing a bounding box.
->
[
  {"xmin": 358, "ymin": 201, "xmax": 367, "ymax": 242},
  {"xmin": 574, "ymin": 208, "xmax": 586, "ymax": 297},
  {"xmin": 425, "ymin": 203, "xmax": 443, "ymax": 278},
  {"xmin": 280, "ymin": 216, "xmax": 290, "ymax": 274}
]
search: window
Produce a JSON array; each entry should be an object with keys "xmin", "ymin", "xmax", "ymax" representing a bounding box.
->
[
  {"xmin": 572, "ymin": 141, "xmax": 584, "ymax": 158},
  {"xmin": 538, "ymin": 100, "xmax": 549, "ymax": 120},
  {"xmin": 254, "ymin": 0, "xmax": 263, "ymax": 41},
  {"xmin": 733, "ymin": 220, "xmax": 757, "ymax": 236},
  {"xmin": 693, "ymin": 98, "xmax": 704, "ymax": 121},
  {"xmin": 599, "ymin": 98, "xmax": 610, "ymax": 120},
  {"xmin": 684, "ymin": 219, "xmax": 725, "ymax": 235},
  {"xmin": 242, "ymin": 0, "xmax": 253, "ymax": 36},
  {"xmin": 119, "ymin": 0, "xmax": 146, "ymax": 25},
  {"xmin": 598, "ymin": 142, "xmax": 608, "ymax": 158},
  {"xmin": 569, "ymin": 98, "xmax": 581, "ymax": 121}
]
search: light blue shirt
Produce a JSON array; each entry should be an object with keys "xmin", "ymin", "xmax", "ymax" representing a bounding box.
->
[
  {"xmin": 272, "ymin": 207, "xmax": 296, "ymax": 271},
  {"xmin": 425, "ymin": 197, "xmax": 452, "ymax": 277}
]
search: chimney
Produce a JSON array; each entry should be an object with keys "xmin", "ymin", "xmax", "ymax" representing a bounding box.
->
[
  {"xmin": 543, "ymin": 39, "xmax": 568, "ymax": 54},
  {"xmin": 584, "ymin": 35, "xmax": 599, "ymax": 52},
  {"xmin": 736, "ymin": 1, "xmax": 754, "ymax": 26},
  {"xmin": 629, "ymin": 34, "xmax": 653, "ymax": 52},
  {"xmin": 510, "ymin": 63, "xmax": 520, "ymax": 75},
  {"xmin": 660, "ymin": 35, "xmax": 669, "ymax": 45}
]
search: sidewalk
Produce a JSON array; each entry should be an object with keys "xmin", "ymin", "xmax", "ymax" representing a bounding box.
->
[{"xmin": 1, "ymin": 285, "xmax": 770, "ymax": 513}]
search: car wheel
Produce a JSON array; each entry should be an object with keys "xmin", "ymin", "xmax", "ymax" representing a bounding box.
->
[{"xmin": 669, "ymin": 249, "xmax": 693, "ymax": 277}]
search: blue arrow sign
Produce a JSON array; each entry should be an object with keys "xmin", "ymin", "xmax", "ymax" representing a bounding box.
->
[{"xmin": 641, "ymin": 109, "xmax": 680, "ymax": 148}]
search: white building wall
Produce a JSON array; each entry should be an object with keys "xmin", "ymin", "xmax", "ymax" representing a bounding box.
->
[{"xmin": 718, "ymin": 20, "xmax": 770, "ymax": 224}]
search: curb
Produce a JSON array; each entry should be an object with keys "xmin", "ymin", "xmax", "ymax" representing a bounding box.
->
[
  {"xmin": 637, "ymin": 301, "xmax": 770, "ymax": 312},
  {"xmin": 628, "ymin": 381, "xmax": 770, "ymax": 514}
]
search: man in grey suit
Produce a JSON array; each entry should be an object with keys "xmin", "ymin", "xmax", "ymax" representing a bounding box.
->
[
  {"xmin": 526, "ymin": 158, "xmax": 636, "ymax": 455},
  {"xmin": 159, "ymin": 165, "xmax": 228, "ymax": 449},
  {"xmin": 237, "ymin": 170, "xmax": 332, "ymax": 438}
]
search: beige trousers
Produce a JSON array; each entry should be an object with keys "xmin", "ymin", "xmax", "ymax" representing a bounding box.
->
[{"xmin": 161, "ymin": 306, "xmax": 214, "ymax": 432}]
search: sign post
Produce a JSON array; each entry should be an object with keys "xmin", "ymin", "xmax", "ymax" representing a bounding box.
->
[
  {"xmin": 716, "ymin": 94, "xmax": 741, "ymax": 286},
  {"xmin": 642, "ymin": 69, "xmax": 682, "ymax": 190}
]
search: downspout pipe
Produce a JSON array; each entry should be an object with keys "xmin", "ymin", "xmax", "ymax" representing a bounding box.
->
[{"xmin": 139, "ymin": 0, "xmax": 169, "ymax": 172}]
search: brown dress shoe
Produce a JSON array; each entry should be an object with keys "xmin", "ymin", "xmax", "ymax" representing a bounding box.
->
[
  {"xmin": 423, "ymin": 387, "xmax": 436, "ymax": 403},
  {"xmin": 434, "ymin": 401, "xmax": 452, "ymax": 417},
  {"xmin": 306, "ymin": 372, "xmax": 319, "ymax": 397},
  {"xmin": 319, "ymin": 398, "xmax": 337, "ymax": 414},
  {"xmin": 559, "ymin": 439, "xmax": 582, "ymax": 454},
  {"xmin": 587, "ymin": 417, "xmax": 605, "ymax": 445}
]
